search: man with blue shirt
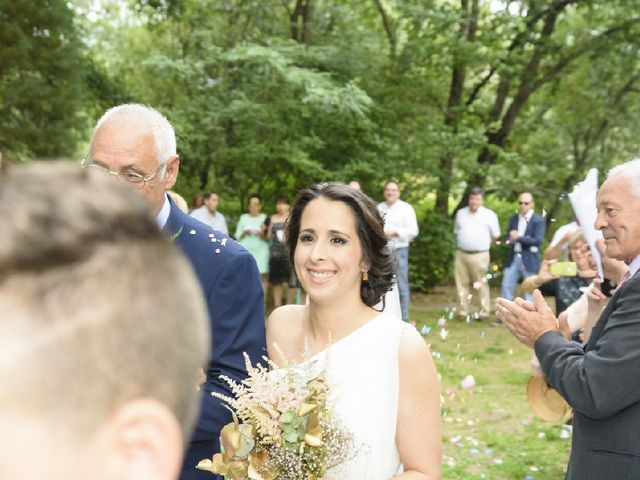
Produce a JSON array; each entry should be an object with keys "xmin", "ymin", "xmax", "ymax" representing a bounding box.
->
[
  {"xmin": 190, "ymin": 191, "xmax": 228, "ymax": 235},
  {"xmin": 88, "ymin": 104, "xmax": 266, "ymax": 480}
]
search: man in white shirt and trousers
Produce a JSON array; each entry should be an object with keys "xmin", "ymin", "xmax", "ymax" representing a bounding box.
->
[
  {"xmin": 378, "ymin": 181, "xmax": 419, "ymax": 323},
  {"xmin": 453, "ymin": 187, "xmax": 501, "ymax": 321}
]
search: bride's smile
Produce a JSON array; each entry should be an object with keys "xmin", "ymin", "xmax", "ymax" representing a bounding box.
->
[{"xmin": 294, "ymin": 196, "xmax": 366, "ymax": 300}]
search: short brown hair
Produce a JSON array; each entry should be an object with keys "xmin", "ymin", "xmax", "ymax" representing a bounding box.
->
[{"xmin": 0, "ymin": 162, "xmax": 209, "ymax": 439}]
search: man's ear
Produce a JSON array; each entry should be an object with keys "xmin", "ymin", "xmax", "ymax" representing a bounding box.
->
[
  {"xmin": 164, "ymin": 155, "xmax": 180, "ymax": 191},
  {"xmin": 96, "ymin": 399, "xmax": 184, "ymax": 480}
]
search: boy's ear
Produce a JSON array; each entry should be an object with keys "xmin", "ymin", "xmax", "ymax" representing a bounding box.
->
[{"xmin": 96, "ymin": 399, "xmax": 184, "ymax": 480}]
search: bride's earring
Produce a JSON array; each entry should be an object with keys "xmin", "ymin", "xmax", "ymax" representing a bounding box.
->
[{"xmin": 362, "ymin": 271, "xmax": 369, "ymax": 282}]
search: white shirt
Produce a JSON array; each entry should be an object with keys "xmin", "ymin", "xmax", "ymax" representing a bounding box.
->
[
  {"xmin": 190, "ymin": 205, "xmax": 229, "ymax": 234},
  {"xmin": 549, "ymin": 221, "xmax": 579, "ymax": 247},
  {"xmin": 377, "ymin": 199, "xmax": 419, "ymax": 250},
  {"xmin": 514, "ymin": 210, "xmax": 534, "ymax": 253},
  {"xmin": 156, "ymin": 194, "xmax": 171, "ymax": 230},
  {"xmin": 454, "ymin": 206, "xmax": 500, "ymax": 251}
]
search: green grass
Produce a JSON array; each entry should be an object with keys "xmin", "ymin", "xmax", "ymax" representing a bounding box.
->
[{"xmin": 412, "ymin": 287, "xmax": 570, "ymax": 480}]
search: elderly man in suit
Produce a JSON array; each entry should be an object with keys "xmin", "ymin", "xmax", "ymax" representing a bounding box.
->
[
  {"xmin": 88, "ymin": 104, "xmax": 266, "ymax": 480},
  {"xmin": 496, "ymin": 158, "xmax": 640, "ymax": 480}
]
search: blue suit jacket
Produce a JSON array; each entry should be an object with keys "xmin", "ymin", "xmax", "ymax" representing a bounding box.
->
[
  {"xmin": 165, "ymin": 200, "xmax": 266, "ymax": 480},
  {"xmin": 503, "ymin": 212, "xmax": 546, "ymax": 273}
]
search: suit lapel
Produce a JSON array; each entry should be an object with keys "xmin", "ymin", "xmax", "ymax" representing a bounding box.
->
[
  {"xmin": 164, "ymin": 199, "xmax": 186, "ymax": 244},
  {"xmin": 585, "ymin": 285, "xmax": 624, "ymax": 351}
]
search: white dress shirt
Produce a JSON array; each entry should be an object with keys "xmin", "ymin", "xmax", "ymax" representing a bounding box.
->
[
  {"xmin": 514, "ymin": 210, "xmax": 534, "ymax": 253},
  {"xmin": 454, "ymin": 206, "xmax": 500, "ymax": 251},
  {"xmin": 377, "ymin": 199, "xmax": 419, "ymax": 250},
  {"xmin": 156, "ymin": 194, "xmax": 171, "ymax": 230}
]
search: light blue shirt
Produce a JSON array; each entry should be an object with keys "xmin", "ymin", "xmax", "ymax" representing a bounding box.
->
[{"xmin": 190, "ymin": 205, "xmax": 229, "ymax": 235}]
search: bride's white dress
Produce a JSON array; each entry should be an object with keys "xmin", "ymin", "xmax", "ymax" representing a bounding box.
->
[{"xmin": 308, "ymin": 313, "xmax": 410, "ymax": 479}]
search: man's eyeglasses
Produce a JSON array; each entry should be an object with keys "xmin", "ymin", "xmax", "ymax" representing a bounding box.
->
[
  {"xmin": 82, "ymin": 159, "xmax": 166, "ymax": 185},
  {"xmin": 519, "ymin": 201, "xmax": 531, "ymax": 205}
]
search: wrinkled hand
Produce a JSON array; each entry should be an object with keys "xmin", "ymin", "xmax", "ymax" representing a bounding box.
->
[
  {"xmin": 557, "ymin": 310, "xmax": 571, "ymax": 340},
  {"xmin": 538, "ymin": 260, "xmax": 558, "ymax": 284},
  {"xmin": 588, "ymin": 239, "xmax": 628, "ymax": 284},
  {"xmin": 495, "ymin": 290, "xmax": 559, "ymax": 348},
  {"xmin": 587, "ymin": 278, "xmax": 609, "ymax": 314}
]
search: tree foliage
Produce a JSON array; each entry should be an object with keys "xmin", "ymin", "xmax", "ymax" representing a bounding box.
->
[
  {"xmin": 4, "ymin": 0, "xmax": 640, "ymax": 288},
  {"xmin": 0, "ymin": 0, "xmax": 93, "ymax": 160}
]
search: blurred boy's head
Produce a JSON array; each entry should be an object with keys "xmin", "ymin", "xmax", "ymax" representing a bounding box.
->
[{"xmin": 0, "ymin": 162, "xmax": 209, "ymax": 480}]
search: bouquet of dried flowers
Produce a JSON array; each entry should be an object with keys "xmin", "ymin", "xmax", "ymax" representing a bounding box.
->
[{"xmin": 196, "ymin": 352, "xmax": 360, "ymax": 480}]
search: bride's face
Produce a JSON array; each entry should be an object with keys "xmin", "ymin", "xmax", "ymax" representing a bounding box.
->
[{"xmin": 294, "ymin": 197, "xmax": 366, "ymax": 303}]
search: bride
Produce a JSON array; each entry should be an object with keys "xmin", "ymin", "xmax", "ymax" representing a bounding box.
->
[{"xmin": 266, "ymin": 183, "xmax": 441, "ymax": 479}]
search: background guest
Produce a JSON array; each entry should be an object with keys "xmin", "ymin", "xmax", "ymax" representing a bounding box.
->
[
  {"xmin": 453, "ymin": 187, "xmax": 500, "ymax": 321},
  {"xmin": 267, "ymin": 196, "xmax": 295, "ymax": 308},
  {"xmin": 190, "ymin": 191, "xmax": 228, "ymax": 235},
  {"xmin": 544, "ymin": 219, "xmax": 581, "ymax": 260},
  {"xmin": 236, "ymin": 193, "xmax": 270, "ymax": 293},
  {"xmin": 495, "ymin": 191, "xmax": 545, "ymax": 325},
  {"xmin": 522, "ymin": 232, "xmax": 595, "ymax": 316},
  {"xmin": 168, "ymin": 190, "xmax": 190, "ymax": 214},
  {"xmin": 191, "ymin": 193, "xmax": 204, "ymax": 212},
  {"xmin": 377, "ymin": 180, "xmax": 419, "ymax": 323}
]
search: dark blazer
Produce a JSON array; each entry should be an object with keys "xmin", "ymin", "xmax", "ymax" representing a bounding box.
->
[
  {"xmin": 536, "ymin": 269, "xmax": 640, "ymax": 479},
  {"xmin": 504, "ymin": 212, "xmax": 546, "ymax": 272},
  {"xmin": 165, "ymin": 199, "xmax": 266, "ymax": 480}
]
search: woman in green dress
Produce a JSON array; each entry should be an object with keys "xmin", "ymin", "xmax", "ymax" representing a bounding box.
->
[{"xmin": 236, "ymin": 193, "xmax": 270, "ymax": 293}]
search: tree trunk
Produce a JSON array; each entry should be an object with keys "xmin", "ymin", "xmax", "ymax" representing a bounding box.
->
[{"xmin": 435, "ymin": 0, "xmax": 478, "ymax": 215}]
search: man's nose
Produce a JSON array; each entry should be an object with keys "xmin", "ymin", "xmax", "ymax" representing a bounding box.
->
[{"xmin": 594, "ymin": 210, "xmax": 606, "ymax": 230}]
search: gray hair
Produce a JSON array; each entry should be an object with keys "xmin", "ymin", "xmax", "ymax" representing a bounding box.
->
[
  {"xmin": 91, "ymin": 103, "xmax": 177, "ymax": 165},
  {"xmin": 607, "ymin": 158, "xmax": 640, "ymax": 199}
]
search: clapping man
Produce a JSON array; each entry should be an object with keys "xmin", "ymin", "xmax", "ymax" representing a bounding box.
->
[
  {"xmin": 496, "ymin": 159, "xmax": 640, "ymax": 479},
  {"xmin": 87, "ymin": 104, "xmax": 266, "ymax": 479}
]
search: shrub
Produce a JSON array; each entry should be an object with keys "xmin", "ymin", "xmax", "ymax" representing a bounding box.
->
[{"xmin": 409, "ymin": 211, "xmax": 456, "ymax": 293}]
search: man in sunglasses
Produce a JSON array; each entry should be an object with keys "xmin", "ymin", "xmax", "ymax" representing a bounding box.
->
[{"xmin": 494, "ymin": 192, "xmax": 546, "ymax": 325}]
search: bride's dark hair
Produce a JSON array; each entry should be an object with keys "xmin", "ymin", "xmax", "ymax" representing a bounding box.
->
[{"xmin": 285, "ymin": 182, "xmax": 396, "ymax": 308}]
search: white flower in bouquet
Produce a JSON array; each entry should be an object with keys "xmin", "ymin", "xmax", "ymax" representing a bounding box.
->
[{"xmin": 196, "ymin": 352, "xmax": 362, "ymax": 480}]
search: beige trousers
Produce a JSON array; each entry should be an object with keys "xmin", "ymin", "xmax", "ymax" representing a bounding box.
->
[{"xmin": 454, "ymin": 250, "xmax": 491, "ymax": 317}]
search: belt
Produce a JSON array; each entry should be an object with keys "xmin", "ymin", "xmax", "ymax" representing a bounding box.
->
[{"xmin": 457, "ymin": 249, "xmax": 488, "ymax": 254}]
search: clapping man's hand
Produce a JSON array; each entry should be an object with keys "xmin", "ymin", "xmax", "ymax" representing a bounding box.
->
[
  {"xmin": 583, "ymin": 239, "xmax": 628, "ymax": 284},
  {"xmin": 495, "ymin": 290, "xmax": 559, "ymax": 348}
]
